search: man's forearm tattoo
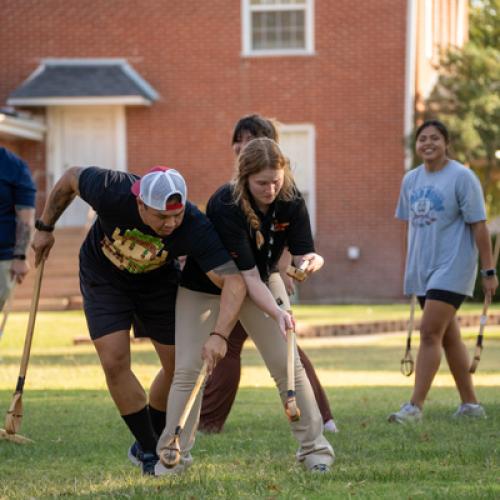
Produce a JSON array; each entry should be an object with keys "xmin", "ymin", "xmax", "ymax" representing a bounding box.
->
[
  {"xmin": 46, "ymin": 188, "xmax": 75, "ymax": 224},
  {"xmin": 14, "ymin": 220, "xmax": 32, "ymax": 255}
]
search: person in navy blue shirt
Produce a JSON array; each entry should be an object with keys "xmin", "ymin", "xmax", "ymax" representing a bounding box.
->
[
  {"xmin": 32, "ymin": 166, "xmax": 245, "ymax": 475},
  {"xmin": 0, "ymin": 147, "xmax": 36, "ymax": 310}
]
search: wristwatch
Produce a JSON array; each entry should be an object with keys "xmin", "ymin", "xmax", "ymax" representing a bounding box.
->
[
  {"xmin": 480, "ymin": 268, "xmax": 497, "ymax": 278},
  {"xmin": 12, "ymin": 254, "xmax": 26, "ymax": 260},
  {"xmin": 35, "ymin": 219, "xmax": 55, "ymax": 232}
]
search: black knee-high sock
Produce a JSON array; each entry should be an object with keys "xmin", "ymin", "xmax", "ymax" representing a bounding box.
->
[
  {"xmin": 122, "ymin": 407, "xmax": 157, "ymax": 454},
  {"xmin": 148, "ymin": 405, "xmax": 167, "ymax": 438}
]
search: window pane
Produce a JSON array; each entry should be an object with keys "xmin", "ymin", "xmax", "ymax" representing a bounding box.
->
[
  {"xmin": 251, "ymin": 0, "xmax": 305, "ymax": 5},
  {"xmin": 252, "ymin": 11, "xmax": 305, "ymax": 49}
]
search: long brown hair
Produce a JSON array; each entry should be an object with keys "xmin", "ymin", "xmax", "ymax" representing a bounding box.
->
[{"xmin": 231, "ymin": 137, "xmax": 296, "ymax": 249}]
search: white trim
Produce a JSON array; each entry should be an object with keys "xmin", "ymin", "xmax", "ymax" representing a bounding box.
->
[
  {"xmin": 456, "ymin": 0, "xmax": 465, "ymax": 46},
  {"xmin": 0, "ymin": 114, "xmax": 46, "ymax": 141},
  {"xmin": 46, "ymin": 107, "xmax": 62, "ymax": 189},
  {"xmin": 424, "ymin": 0, "xmax": 433, "ymax": 60},
  {"xmin": 7, "ymin": 96, "xmax": 152, "ymax": 107},
  {"xmin": 243, "ymin": 49, "xmax": 317, "ymax": 57},
  {"xmin": 279, "ymin": 123, "xmax": 316, "ymax": 234},
  {"xmin": 404, "ymin": 0, "xmax": 417, "ymax": 171},
  {"xmin": 115, "ymin": 106, "xmax": 127, "ymax": 172},
  {"xmin": 241, "ymin": 0, "xmax": 314, "ymax": 56}
]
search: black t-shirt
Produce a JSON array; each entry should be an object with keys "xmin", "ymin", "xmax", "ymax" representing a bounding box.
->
[
  {"xmin": 181, "ymin": 183, "xmax": 314, "ymax": 294},
  {"xmin": 78, "ymin": 167, "xmax": 231, "ymax": 287}
]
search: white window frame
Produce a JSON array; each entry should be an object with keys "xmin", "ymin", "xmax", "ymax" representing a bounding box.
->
[
  {"xmin": 279, "ymin": 123, "xmax": 316, "ymax": 234},
  {"xmin": 424, "ymin": 0, "xmax": 434, "ymax": 60},
  {"xmin": 241, "ymin": 0, "xmax": 315, "ymax": 57}
]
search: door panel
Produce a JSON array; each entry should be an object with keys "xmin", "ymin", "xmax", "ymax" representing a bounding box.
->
[{"xmin": 50, "ymin": 106, "xmax": 124, "ymax": 227}]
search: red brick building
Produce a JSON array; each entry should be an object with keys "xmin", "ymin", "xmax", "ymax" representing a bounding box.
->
[{"xmin": 0, "ymin": 0, "xmax": 468, "ymax": 303}]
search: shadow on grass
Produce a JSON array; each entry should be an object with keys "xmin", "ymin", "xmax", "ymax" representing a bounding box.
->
[{"xmin": 1, "ymin": 341, "xmax": 499, "ymax": 375}]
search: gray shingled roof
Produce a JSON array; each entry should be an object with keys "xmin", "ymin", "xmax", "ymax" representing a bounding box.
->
[{"xmin": 8, "ymin": 59, "xmax": 158, "ymax": 102}]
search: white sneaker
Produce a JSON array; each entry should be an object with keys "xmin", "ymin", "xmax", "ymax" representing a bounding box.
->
[
  {"xmin": 388, "ymin": 402, "xmax": 422, "ymax": 424},
  {"xmin": 324, "ymin": 419, "xmax": 339, "ymax": 433},
  {"xmin": 453, "ymin": 403, "xmax": 486, "ymax": 419},
  {"xmin": 154, "ymin": 452, "xmax": 193, "ymax": 476}
]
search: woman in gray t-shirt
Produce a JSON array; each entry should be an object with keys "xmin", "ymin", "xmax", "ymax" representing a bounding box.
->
[{"xmin": 389, "ymin": 120, "xmax": 498, "ymax": 424}]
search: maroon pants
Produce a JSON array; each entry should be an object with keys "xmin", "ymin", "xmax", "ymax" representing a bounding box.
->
[{"xmin": 199, "ymin": 321, "xmax": 333, "ymax": 433}]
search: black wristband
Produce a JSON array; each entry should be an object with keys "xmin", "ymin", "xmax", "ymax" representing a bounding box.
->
[
  {"xmin": 12, "ymin": 254, "xmax": 26, "ymax": 260},
  {"xmin": 480, "ymin": 268, "xmax": 497, "ymax": 278},
  {"xmin": 209, "ymin": 331, "xmax": 228, "ymax": 343},
  {"xmin": 35, "ymin": 219, "xmax": 55, "ymax": 232}
]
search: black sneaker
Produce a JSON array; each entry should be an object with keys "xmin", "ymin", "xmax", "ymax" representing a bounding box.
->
[
  {"xmin": 127, "ymin": 441, "xmax": 143, "ymax": 467},
  {"xmin": 141, "ymin": 452, "xmax": 159, "ymax": 476}
]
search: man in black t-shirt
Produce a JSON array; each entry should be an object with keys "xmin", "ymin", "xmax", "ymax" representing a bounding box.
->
[{"xmin": 32, "ymin": 166, "xmax": 245, "ymax": 475}]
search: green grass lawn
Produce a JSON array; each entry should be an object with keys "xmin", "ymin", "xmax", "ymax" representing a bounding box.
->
[
  {"xmin": 293, "ymin": 302, "xmax": 500, "ymax": 325},
  {"xmin": 0, "ymin": 310, "xmax": 499, "ymax": 499}
]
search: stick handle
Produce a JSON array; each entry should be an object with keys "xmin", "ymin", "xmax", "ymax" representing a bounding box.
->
[
  {"xmin": 287, "ymin": 328, "xmax": 296, "ymax": 394},
  {"xmin": 0, "ymin": 282, "xmax": 16, "ymax": 335},
  {"xmin": 405, "ymin": 294, "xmax": 416, "ymax": 351},
  {"xmin": 298, "ymin": 260, "xmax": 309, "ymax": 272},
  {"xmin": 286, "ymin": 260, "xmax": 310, "ymax": 282},
  {"xmin": 18, "ymin": 262, "xmax": 44, "ymax": 378},
  {"xmin": 476, "ymin": 299, "xmax": 490, "ymax": 344},
  {"xmin": 177, "ymin": 361, "xmax": 208, "ymax": 431},
  {"xmin": 469, "ymin": 297, "xmax": 490, "ymax": 373}
]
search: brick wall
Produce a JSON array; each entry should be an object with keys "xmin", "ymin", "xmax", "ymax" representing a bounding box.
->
[{"xmin": 0, "ymin": 0, "xmax": 409, "ymax": 301}]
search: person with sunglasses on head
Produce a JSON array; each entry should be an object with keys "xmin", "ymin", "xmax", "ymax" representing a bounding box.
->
[
  {"xmin": 389, "ymin": 119, "xmax": 498, "ymax": 424},
  {"xmin": 157, "ymin": 137, "xmax": 334, "ymax": 475},
  {"xmin": 32, "ymin": 166, "xmax": 246, "ymax": 475},
  {"xmin": 199, "ymin": 114, "xmax": 337, "ymax": 435}
]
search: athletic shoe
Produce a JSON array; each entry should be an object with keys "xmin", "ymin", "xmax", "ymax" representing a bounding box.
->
[
  {"xmin": 453, "ymin": 403, "xmax": 486, "ymax": 419},
  {"xmin": 154, "ymin": 452, "xmax": 193, "ymax": 476},
  {"xmin": 141, "ymin": 452, "xmax": 159, "ymax": 476},
  {"xmin": 324, "ymin": 419, "xmax": 339, "ymax": 433},
  {"xmin": 388, "ymin": 402, "xmax": 422, "ymax": 424},
  {"xmin": 127, "ymin": 441, "xmax": 143, "ymax": 467},
  {"xmin": 310, "ymin": 464, "xmax": 330, "ymax": 473}
]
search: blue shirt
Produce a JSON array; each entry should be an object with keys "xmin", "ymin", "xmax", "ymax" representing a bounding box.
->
[
  {"xmin": 396, "ymin": 160, "xmax": 486, "ymax": 297},
  {"xmin": 0, "ymin": 148, "xmax": 36, "ymax": 260}
]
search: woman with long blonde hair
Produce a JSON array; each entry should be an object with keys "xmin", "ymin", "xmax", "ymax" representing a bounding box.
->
[{"xmin": 157, "ymin": 136, "xmax": 334, "ymax": 474}]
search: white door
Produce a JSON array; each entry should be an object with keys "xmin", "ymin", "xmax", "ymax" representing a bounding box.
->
[
  {"xmin": 279, "ymin": 124, "xmax": 316, "ymax": 233},
  {"xmin": 47, "ymin": 106, "xmax": 126, "ymax": 227}
]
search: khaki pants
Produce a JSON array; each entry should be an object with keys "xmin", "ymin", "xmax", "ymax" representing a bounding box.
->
[
  {"xmin": 157, "ymin": 274, "xmax": 334, "ymax": 469},
  {"xmin": 0, "ymin": 260, "xmax": 14, "ymax": 311}
]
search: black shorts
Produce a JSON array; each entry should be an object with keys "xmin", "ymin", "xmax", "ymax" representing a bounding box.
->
[
  {"xmin": 80, "ymin": 267, "xmax": 177, "ymax": 345},
  {"xmin": 417, "ymin": 289, "xmax": 466, "ymax": 310}
]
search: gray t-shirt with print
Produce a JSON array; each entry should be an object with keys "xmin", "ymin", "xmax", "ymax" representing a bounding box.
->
[{"xmin": 395, "ymin": 160, "xmax": 486, "ymax": 297}]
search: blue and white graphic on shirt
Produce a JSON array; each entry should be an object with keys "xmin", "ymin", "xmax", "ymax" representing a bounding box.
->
[
  {"xmin": 395, "ymin": 160, "xmax": 486, "ymax": 297},
  {"xmin": 410, "ymin": 186, "xmax": 445, "ymax": 227}
]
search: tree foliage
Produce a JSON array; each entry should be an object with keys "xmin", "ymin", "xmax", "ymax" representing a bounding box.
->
[{"xmin": 420, "ymin": 0, "xmax": 500, "ymax": 217}]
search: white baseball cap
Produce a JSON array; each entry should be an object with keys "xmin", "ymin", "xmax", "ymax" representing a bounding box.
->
[{"xmin": 131, "ymin": 166, "xmax": 187, "ymax": 211}]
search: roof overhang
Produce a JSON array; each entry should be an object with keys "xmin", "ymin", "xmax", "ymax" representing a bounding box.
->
[
  {"xmin": 7, "ymin": 96, "xmax": 153, "ymax": 106},
  {"xmin": 7, "ymin": 58, "xmax": 159, "ymax": 107},
  {"xmin": 0, "ymin": 113, "xmax": 46, "ymax": 141}
]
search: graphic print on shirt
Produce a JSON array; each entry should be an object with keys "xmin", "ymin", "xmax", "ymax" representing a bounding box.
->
[
  {"xmin": 410, "ymin": 185, "xmax": 445, "ymax": 227},
  {"xmin": 101, "ymin": 227, "xmax": 168, "ymax": 273}
]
